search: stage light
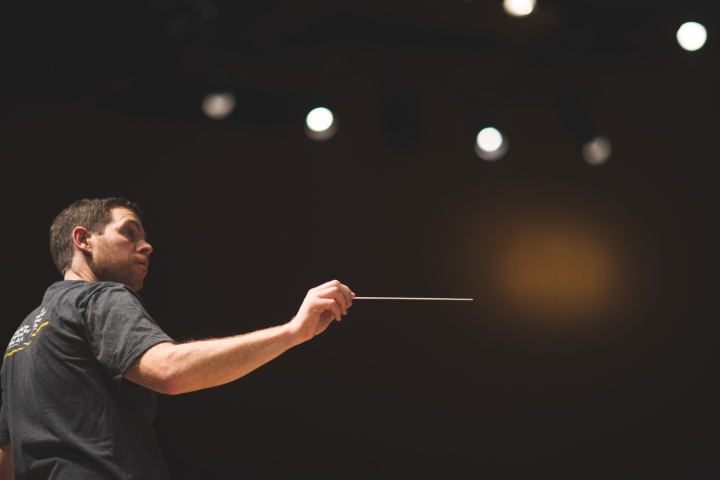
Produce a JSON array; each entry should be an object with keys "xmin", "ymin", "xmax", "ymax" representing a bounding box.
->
[
  {"xmin": 475, "ymin": 127, "xmax": 508, "ymax": 161},
  {"xmin": 503, "ymin": 0, "xmax": 536, "ymax": 17},
  {"xmin": 677, "ymin": 22, "xmax": 707, "ymax": 51},
  {"xmin": 307, "ymin": 107, "xmax": 333, "ymax": 131},
  {"xmin": 582, "ymin": 135, "xmax": 611, "ymax": 166},
  {"xmin": 202, "ymin": 92, "xmax": 235, "ymax": 120},
  {"xmin": 305, "ymin": 107, "xmax": 338, "ymax": 141}
]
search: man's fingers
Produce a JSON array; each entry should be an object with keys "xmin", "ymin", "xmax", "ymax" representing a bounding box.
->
[
  {"xmin": 333, "ymin": 288, "xmax": 348, "ymax": 314},
  {"xmin": 314, "ymin": 298, "xmax": 342, "ymax": 321},
  {"xmin": 338, "ymin": 283, "xmax": 354, "ymax": 309},
  {"xmin": 315, "ymin": 286, "xmax": 348, "ymax": 314},
  {"xmin": 305, "ymin": 281, "xmax": 354, "ymax": 321},
  {"xmin": 331, "ymin": 283, "xmax": 354, "ymax": 312},
  {"xmin": 312, "ymin": 279, "xmax": 342, "ymax": 293}
]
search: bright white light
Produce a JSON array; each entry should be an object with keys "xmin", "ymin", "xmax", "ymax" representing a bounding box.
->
[
  {"xmin": 306, "ymin": 107, "xmax": 334, "ymax": 132},
  {"xmin": 582, "ymin": 135, "xmax": 611, "ymax": 166},
  {"xmin": 503, "ymin": 0, "xmax": 536, "ymax": 17},
  {"xmin": 677, "ymin": 22, "xmax": 707, "ymax": 51},
  {"xmin": 305, "ymin": 107, "xmax": 338, "ymax": 141},
  {"xmin": 475, "ymin": 127, "xmax": 508, "ymax": 161},
  {"xmin": 202, "ymin": 92, "xmax": 235, "ymax": 120},
  {"xmin": 477, "ymin": 127, "xmax": 502, "ymax": 152}
]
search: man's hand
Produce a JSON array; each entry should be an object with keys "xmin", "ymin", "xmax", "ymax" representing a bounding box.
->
[{"xmin": 288, "ymin": 280, "xmax": 355, "ymax": 344}]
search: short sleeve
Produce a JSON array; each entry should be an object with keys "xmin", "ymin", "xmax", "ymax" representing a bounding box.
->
[
  {"xmin": 0, "ymin": 403, "xmax": 9, "ymax": 444},
  {"xmin": 85, "ymin": 285, "xmax": 174, "ymax": 387}
]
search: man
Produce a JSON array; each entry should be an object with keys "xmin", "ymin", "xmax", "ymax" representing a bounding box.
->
[{"xmin": 0, "ymin": 198, "xmax": 354, "ymax": 479}]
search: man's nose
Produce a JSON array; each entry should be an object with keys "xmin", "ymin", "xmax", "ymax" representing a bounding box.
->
[{"xmin": 139, "ymin": 240, "xmax": 153, "ymax": 255}]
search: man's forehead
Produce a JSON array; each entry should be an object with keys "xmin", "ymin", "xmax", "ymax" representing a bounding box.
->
[{"xmin": 111, "ymin": 208, "xmax": 143, "ymax": 227}]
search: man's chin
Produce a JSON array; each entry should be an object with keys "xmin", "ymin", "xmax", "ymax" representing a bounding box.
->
[
  {"xmin": 92, "ymin": 266, "xmax": 145, "ymax": 292},
  {"xmin": 118, "ymin": 276, "xmax": 145, "ymax": 292},
  {"xmin": 130, "ymin": 279, "xmax": 145, "ymax": 292}
]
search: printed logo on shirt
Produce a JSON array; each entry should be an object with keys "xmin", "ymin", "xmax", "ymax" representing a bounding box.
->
[{"xmin": 5, "ymin": 308, "xmax": 50, "ymax": 359}]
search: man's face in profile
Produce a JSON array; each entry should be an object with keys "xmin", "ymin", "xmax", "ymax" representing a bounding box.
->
[{"xmin": 90, "ymin": 208, "xmax": 153, "ymax": 292}]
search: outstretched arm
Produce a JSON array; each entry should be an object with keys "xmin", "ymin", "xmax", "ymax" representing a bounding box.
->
[
  {"xmin": 0, "ymin": 443, "xmax": 13, "ymax": 480},
  {"xmin": 124, "ymin": 280, "xmax": 354, "ymax": 395}
]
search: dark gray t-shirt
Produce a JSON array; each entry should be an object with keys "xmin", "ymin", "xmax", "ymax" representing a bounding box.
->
[{"xmin": 0, "ymin": 280, "xmax": 175, "ymax": 479}]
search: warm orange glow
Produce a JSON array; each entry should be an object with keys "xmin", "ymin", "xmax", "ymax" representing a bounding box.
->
[
  {"xmin": 456, "ymin": 206, "xmax": 634, "ymax": 329},
  {"xmin": 496, "ymin": 219, "xmax": 615, "ymax": 321}
]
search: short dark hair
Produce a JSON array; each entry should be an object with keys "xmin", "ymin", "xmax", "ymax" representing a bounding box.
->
[{"xmin": 50, "ymin": 198, "xmax": 143, "ymax": 275}]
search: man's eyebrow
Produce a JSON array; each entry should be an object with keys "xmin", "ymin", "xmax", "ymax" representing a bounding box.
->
[{"xmin": 120, "ymin": 219, "xmax": 148, "ymax": 240}]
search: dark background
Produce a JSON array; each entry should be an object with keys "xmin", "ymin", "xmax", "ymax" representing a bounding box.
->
[{"xmin": 1, "ymin": 0, "xmax": 718, "ymax": 478}]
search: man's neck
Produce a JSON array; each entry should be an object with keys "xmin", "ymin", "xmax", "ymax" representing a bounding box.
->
[{"xmin": 64, "ymin": 263, "xmax": 98, "ymax": 283}]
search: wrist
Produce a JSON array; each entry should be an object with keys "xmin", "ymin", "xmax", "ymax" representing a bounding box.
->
[{"xmin": 282, "ymin": 317, "xmax": 308, "ymax": 348}]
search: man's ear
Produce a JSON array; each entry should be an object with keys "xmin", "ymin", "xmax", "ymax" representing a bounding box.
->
[{"xmin": 72, "ymin": 226, "xmax": 93, "ymax": 255}]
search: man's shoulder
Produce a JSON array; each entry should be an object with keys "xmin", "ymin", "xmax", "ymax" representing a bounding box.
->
[
  {"xmin": 44, "ymin": 281, "xmax": 143, "ymax": 313},
  {"xmin": 49, "ymin": 280, "xmax": 135, "ymax": 298},
  {"xmin": 3, "ymin": 282, "xmax": 120, "ymax": 357}
]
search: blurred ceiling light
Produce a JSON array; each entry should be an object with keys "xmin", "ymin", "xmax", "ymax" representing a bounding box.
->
[
  {"xmin": 475, "ymin": 127, "xmax": 508, "ymax": 161},
  {"xmin": 202, "ymin": 92, "xmax": 235, "ymax": 120},
  {"xmin": 582, "ymin": 135, "xmax": 612, "ymax": 166},
  {"xmin": 503, "ymin": 0, "xmax": 536, "ymax": 17},
  {"xmin": 677, "ymin": 22, "xmax": 707, "ymax": 51},
  {"xmin": 305, "ymin": 107, "xmax": 338, "ymax": 141},
  {"xmin": 307, "ymin": 107, "xmax": 334, "ymax": 131}
]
